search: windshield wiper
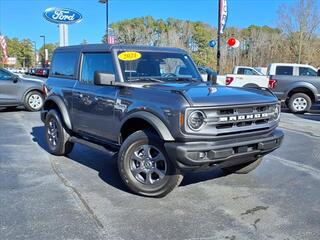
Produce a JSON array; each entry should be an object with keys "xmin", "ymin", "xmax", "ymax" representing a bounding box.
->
[
  {"xmin": 127, "ymin": 77, "xmax": 165, "ymax": 83},
  {"xmin": 167, "ymin": 77, "xmax": 200, "ymax": 82}
]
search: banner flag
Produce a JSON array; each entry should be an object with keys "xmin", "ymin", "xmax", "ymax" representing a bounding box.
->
[
  {"xmin": 219, "ymin": 0, "xmax": 228, "ymax": 34},
  {"xmin": 0, "ymin": 35, "xmax": 8, "ymax": 61}
]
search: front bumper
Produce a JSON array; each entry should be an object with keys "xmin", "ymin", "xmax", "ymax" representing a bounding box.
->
[{"xmin": 165, "ymin": 129, "xmax": 284, "ymax": 172}]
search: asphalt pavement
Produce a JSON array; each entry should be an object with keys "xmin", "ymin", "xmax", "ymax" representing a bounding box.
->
[{"xmin": 0, "ymin": 107, "xmax": 319, "ymax": 240}]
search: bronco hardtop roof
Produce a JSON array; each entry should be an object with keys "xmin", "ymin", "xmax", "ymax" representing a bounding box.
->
[{"xmin": 55, "ymin": 44, "xmax": 187, "ymax": 54}]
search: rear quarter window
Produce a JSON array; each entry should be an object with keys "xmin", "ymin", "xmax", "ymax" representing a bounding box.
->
[
  {"xmin": 275, "ymin": 66, "xmax": 293, "ymax": 76},
  {"xmin": 51, "ymin": 51, "xmax": 79, "ymax": 78}
]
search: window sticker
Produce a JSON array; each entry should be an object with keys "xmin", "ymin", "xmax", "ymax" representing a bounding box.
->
[{"xmin": 118, "ymin": 51, "xmax": 142, "ymax": 61}]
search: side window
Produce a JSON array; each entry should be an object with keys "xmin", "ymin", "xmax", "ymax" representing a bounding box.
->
[
  {"xmin": 51, "ymin": 52, "xmax": 78, "ymax": 77},
  {"xmin": 80, "ymin": 53, "xmax": 114, "ymax": 84},
  {"xmin": 299, "ymin": 67, "xmax": 317, "ymax": 77},
  {"xmin": 275, "ymin": 66, "xmax": 293, "ymax": 76},
  {"xmin": 237, "ymin": 68, "xmax": 245, "ymax": 75},
  {"xmin": 0, "ymin": 70, "xmax": 12, "ymax": 80},
  {"xmin": 244, "ymin": 69, "xmax": 256, "ymax": 75}
]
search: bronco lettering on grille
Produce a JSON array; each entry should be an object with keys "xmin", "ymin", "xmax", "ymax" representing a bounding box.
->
[{"xmin": 219, "ymin": 113, "xmax": 269, "ymax": 122}]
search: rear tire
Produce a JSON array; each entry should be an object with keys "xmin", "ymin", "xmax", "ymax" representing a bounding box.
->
[
  {"xmin": 118, "ymin": 130, "xmax": 183, "ymax": 197},
  {"xmin": 223, "ymin": 158, "xmax": 262, "ymax": 174},
  {"xmin": 288, "ymin": 93, "xmax": 312, "ymax": 114},
  {"xmin": 24, "ymin": 91, "xmax": 44, "ymax": 112},
  {"xmin": 45, "ymin": 109, "xmax": 74, "ymax": 156}
]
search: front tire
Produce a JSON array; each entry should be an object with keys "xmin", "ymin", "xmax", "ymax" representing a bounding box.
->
[
  {"xmin": 45, "ymin": 109, "xmax": 74, "ymax": 156},
  {"xmin": 288, "ymin": 93, "xmax": 312, "ymax": 114},
  {"xmin": 24, "ymin": 91, "xmax": 44, "ymax": 112},
  {"xmin": 223, "ymin": 158, "xmax": 262, "ymax": 174},
  {"xmin": 118, "ymin": 130, "xmax": 183, "ymax": 197}
]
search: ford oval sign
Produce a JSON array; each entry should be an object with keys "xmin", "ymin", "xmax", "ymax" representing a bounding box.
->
[{"xmin": 43, "ymin": 7, "xmax": 82, "ymax": 24}]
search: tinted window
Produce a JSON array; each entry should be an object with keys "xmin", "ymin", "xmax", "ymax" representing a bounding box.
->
[
  {"xmin": 0, "ymin": 70, "xmax": 12, "ymax": 80},
  {"xmin": 81, "ymin": 53, "xmax": 114, "ymax": 84},
  {"xmin": 276, "ymin": 66, "xmax": 293, "ymax": 75},
  {"xmin": 299, "ymin": 67, "xmax": 317, "ymax": 76},
  {"xmin": 237, "ymin": 68, "xmax": 245, "ymax": 75},
  {"xmin": 238, "ymin": 68, "xmax": 258, "ymax": 75},
  {"xmin": 51, "ymin": 52, "xmax": 78, "ymax": 77}
]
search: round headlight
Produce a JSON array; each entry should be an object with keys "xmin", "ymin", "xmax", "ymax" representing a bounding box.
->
[
  {"xmin": 274, "ymin": 104, "xmax": 281, "ymax": 120},
  {"xmin": 187, "ymin": 111, "xmax": 206, "ymax": 131}
]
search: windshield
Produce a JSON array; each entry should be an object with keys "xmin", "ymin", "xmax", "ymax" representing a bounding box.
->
[{"xmin": 117, "ymin": 51, "xmax": 202, "ymax": 82}]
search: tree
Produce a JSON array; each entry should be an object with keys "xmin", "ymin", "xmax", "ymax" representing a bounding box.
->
[
  {"xmin": 5, "ymin": 37, "xmax": 34, "ymax": 67},
  {"xmin": 277, "ymin": 0, "xmax": 320, "ymax": 63}
]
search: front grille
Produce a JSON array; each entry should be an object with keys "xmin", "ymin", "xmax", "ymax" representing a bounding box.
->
[{"xmin": 185, "ymin": 104, "xmax": 279, "ymax": 136}]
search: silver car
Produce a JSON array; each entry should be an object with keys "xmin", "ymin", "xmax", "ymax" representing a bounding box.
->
[{"xmin": 0, "ymin": 68, "xmax": 45, "ymax": 111}]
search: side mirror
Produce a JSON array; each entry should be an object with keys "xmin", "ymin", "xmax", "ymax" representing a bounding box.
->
[
  {"xmin": 94, "ymin": 71, "xmax": 115, "ymax": 86},
  {"xmin": 207, "ymin": 72, "xmax": 217, "ymax": 84},
  {"xmin": 317, "ymin": 69, "xmax": 320, "ymax": 77},
  {"xmin": 12, "ymin": 75, "xmax": 19, "ymax": 83}
]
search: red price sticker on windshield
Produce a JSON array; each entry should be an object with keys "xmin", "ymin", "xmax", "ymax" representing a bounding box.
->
[{"xmin": 118, "ymin": 51, "xmax": 142, "ymax": 61}]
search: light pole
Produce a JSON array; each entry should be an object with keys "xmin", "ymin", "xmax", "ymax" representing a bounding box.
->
[
  {"xmin": 40, "ymin": 35, "xmax": 46, "ymax": 67},
  {"xmin": 32, "ymin": 41, "xmax": 37, "ymax": 67},
  {"xmin": 217, "ymin": 0, "xmax": 222, "ymax": 74},
  {"xmin": 99, "ymin": 0, "xmax": 109, "ymax": 43}
]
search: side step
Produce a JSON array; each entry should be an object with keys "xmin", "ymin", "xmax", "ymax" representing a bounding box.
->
[{"xmin": 69, "ymin": 137, "xmax": 118, "ymax": 154}]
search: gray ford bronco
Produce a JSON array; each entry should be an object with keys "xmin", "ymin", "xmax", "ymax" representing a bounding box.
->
[{"xmin": 41, "ymin": 44, "xmax": 283, "ymax": 197}]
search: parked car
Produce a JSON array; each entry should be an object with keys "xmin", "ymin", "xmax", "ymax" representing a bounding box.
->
[
  {"xmin": 26, "ymin": 68, "xmax": 37, "ymax": 75},
  {"xmin": 41, "ymin": 44, "xmax": 283, "ymax": 197},
  {"xmin": 0, "ymin": 68, "xmax": 45, "ymax": 111},
  {"xmin": 6, "ymin": 67, "xmax": 27, "ymax": 74},
  {"xmin": 35, "ymin": 68, "xmax": 49, "ymax": 78},
  {"xmin": 268, "ymin": 63, "xmax": 320, "ymax": 113},
  {"xmin": 224, "ymin": 66, "xmax": 269, "ymax": 88}
]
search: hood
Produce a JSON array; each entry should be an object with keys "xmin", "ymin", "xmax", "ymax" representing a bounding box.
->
[
  {"xmin": 20, "ymin": 75, "xmax": 45, "ymax": 84},
  {"xmin": 145, "ymin": 82, "xmax": 277, "ymax": 107}
]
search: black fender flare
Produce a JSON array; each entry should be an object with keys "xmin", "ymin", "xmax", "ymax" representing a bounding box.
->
[
  {"xmin": 120, "ymin": 111, "xmax": 175, "ymax": 141},
  {"xmin": 43, "ymin": 95, "xmax": 72, "ymax": 130}
]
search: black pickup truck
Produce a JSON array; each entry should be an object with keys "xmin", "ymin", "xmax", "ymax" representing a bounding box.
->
[{"xmin": 41, "ymin": 44, "xmax": 283, "ymax": 197}]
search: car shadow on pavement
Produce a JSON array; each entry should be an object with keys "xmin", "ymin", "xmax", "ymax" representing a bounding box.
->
[
  {"xmin": 0, "ymin": 107, "xmax": 26, "ymax": 112},
  {"xmin": 31, "ymin": 126, "xmax": 228, "ymax": 193},
  {"xmin": 282, "ymin": 105, "xmax": 320, "ymax": 122},
  {"xmin": 31, "ymin": 126, "xmax": 130, "ymax": 194},
  {"xmin": 295, "ymin": 113, "xmax": 320, "ymax": 122}
]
